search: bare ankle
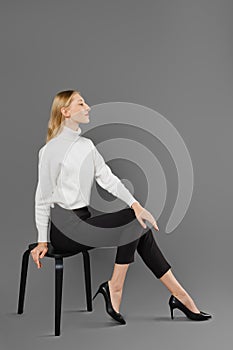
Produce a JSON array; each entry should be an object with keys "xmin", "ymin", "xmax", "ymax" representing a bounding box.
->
[
  {"xmin": 108, "ymin": 280, "xmax": 122, "ymax": 293},
  {"xmin": 173, "ymin": 290, "xmax": 187, "ymax": 298}
]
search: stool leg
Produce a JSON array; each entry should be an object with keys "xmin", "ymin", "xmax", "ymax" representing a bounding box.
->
[
  {"xmin": 17, "ymin": 249, "xmax": 30, "ymax": 314},
  {"xmin": 55, "ymin": 257, "xmax": 63, "ymax": 336},
  {"xmin": 82, "ymin": 251, "xmax": 92, "ymax": 311}
]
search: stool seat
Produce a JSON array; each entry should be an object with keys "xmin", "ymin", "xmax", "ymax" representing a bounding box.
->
[
  {"xmin": 28, "ymin": 242, "xmax": 84, "ymax": 258},
  {"xmin": 18, "ymin": 241, "xmax": 93, "ymax": 336}
]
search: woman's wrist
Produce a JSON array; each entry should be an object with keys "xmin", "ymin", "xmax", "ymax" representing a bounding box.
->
[
  {"xmin": 131, "ymin": 201, "xmax": 142, "ymax": 210},
  {"xmin": 38, "ymin": 242, "xmax": 48, "ymax": 246}
]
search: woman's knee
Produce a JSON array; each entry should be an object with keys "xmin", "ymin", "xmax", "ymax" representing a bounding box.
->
[
  {"xmin": 136, "ymin": 229, "xmax": 158, "ymax": 255},
  {"xmin": 138, "ymin": 228, "xmax": 153, "ymax": 242}
]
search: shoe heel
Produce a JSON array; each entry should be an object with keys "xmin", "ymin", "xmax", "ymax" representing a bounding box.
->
[
  {"xmin": 170, "ymin": 305, "xmax": 174, "ymax": 319},
  {"xmin": 171, "ymin": 308, "xmax": 174, "ymax": 320},
  {"xmin": 92, "ymin": 289, "xmax": 100, "ymax": 301}
]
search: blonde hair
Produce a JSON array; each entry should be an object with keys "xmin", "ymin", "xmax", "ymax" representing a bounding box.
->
[{"xmin": 46, "ymin": 89, "xmax": 81, "ymax": 143}]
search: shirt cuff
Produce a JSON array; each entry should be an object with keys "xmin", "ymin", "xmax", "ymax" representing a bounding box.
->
[{"xmin": 36, "ymin": 224, "xmax": 49, "ymax": 243}]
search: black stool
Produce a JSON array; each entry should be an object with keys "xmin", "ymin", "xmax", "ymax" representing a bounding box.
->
[{"xmin": 17, "ymin": 242, "xmax": 93, "ymax": 336}]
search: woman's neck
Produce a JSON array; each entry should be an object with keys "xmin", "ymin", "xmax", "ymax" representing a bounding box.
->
[{"xmin": 57, "ymin": 124, "xmax": 82, "ymax": 141}]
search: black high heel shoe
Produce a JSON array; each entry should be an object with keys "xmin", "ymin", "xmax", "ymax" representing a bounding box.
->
[
  {"xmin": 92, "ymin": 281, "xmax": 126, "ymax": 325},
  {"xmin": 169, "ymin": 295, "xmax": 212, "ymax": 321}
]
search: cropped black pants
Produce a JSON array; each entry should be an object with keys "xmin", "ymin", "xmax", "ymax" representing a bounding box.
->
[{"xmin": 50, "ymin": 206, "xmax": 171, "ymax": 279}]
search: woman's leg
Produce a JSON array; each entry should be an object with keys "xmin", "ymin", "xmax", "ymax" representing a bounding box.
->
[
  {"xmin": 136, "ymin": 229, "xmax": 172, "ymax": 278},
  {"xmin": 50, "ymin": 220, "xmax": 95, "ymax": 253},
  {"xmin": 159, "ymin": 269, "xmax": 200, "ymax": 313},
  {"xmin": 108, "ymin": 263, "xmax": 130, "ymax": 313},
  {"xmin": 108, "ymin": 229, "xmax": 172, "ymax": 312},
  {"xmin": 136, "ymin": 229, "xmax": 200, "ymax": 313},
  {"xmin": 82, "ymin": 207, "xmax": 139, "ymax": 314}
]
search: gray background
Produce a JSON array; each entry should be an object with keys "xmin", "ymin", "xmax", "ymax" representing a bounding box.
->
[{"xmin": 1, "ymin": 0, "xmax": 232, "ymax": 349}]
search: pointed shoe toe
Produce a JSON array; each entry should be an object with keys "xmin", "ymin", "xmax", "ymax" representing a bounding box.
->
[{"xmin": 200, "ymin": 311, "xmax": 212, "ymax": 318}]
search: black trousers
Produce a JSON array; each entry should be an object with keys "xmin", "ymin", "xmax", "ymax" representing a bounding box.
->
[{"xmin": 50, "ymin": 206, "xmax": 171, "ymax": 279}]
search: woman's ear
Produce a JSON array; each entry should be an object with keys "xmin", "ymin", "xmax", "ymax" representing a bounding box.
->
[{"xmin": 61, "ymin": 107, "xmax": 70, "ymax": 117}]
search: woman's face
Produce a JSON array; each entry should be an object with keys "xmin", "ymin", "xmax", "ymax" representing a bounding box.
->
[{"xmin": 61, "ymin": 92, "xmax": 91, "ymax": 124}]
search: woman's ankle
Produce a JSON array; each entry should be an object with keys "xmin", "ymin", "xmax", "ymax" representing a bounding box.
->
[
  {"xmin": 172, "ymin": 290, "xmax": 188, "ymax": 299},
  {"xmin": 108, "ymin": 280, "xmax": 123, "ymax": 293}
]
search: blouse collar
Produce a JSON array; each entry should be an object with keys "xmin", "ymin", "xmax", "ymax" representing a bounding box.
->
[{"xmin": 58, "ymin": 125, "xmax": 82, "ymax": 141}]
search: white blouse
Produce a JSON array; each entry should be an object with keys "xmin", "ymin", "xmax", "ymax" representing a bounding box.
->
[{"xmin": 34, "ymin": 125, "xmax": 138, "ymax": 242}]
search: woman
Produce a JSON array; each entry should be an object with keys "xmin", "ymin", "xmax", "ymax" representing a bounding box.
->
[{"xmin": 31, "ymin": 89, "xmax": 212, "ymax": 324}]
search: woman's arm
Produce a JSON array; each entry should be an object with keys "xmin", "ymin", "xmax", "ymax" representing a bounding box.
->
[{"xmin": 34, "ymin": 146, "xmax": 58, "ymax": 243}]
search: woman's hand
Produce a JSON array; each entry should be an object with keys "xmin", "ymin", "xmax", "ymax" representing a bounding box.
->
[
  {"xmin": 30, "ymin": 242, "xmax": 48, "ymax": 269},
  {"xmin": 131, "ymin": 202, "xmax": 159, "ymax": 231}
]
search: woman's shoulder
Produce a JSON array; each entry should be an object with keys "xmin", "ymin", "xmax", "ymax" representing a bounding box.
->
[
  {"xmin": 37, "ymin": 137, "xmax": 63, "ymax": 162},
  {"xmin": 76, "ymin": 136, "xmax": 95, "ymax": 151},
  {"xmin": 37, "ymin": 136, "xmax": 94, "ymax": 161},
  {"xmin": 38, "ymin": 138, "xmax": 56, "ymax": 154},
  {"xmin": 81, "ymin": 137, "xmax": 95, "ymax": 148}
]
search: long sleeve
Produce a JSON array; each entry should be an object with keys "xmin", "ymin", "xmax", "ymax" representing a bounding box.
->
[
  {"xmin": 90, "ymin": 140, "xmax": 138, "ymax": 208},
  {"xmin": 34, "ymin": 146, "xmax": 58, "ymax": 242}
]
